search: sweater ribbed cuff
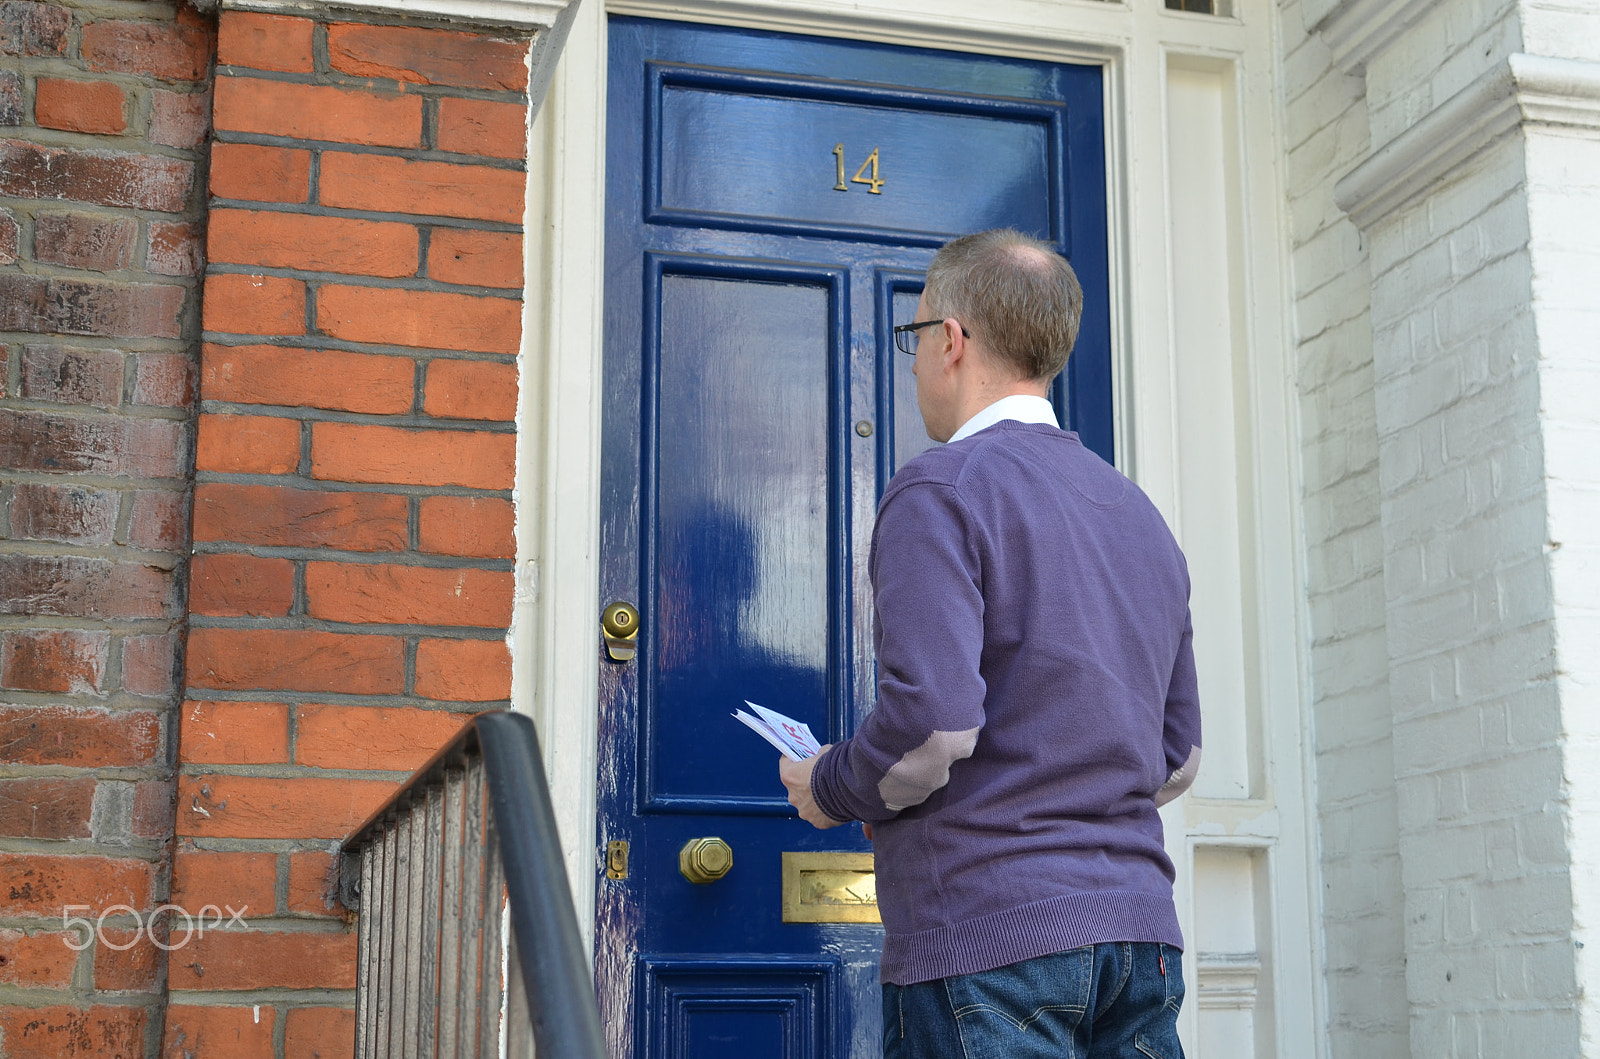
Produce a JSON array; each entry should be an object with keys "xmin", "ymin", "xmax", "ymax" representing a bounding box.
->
[{"xmin": 810, "ymin": 745, "xmax": 856, "ymax": 824}]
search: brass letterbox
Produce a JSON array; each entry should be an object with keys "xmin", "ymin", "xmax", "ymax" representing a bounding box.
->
[{"xmin": 781, "ymin": 851, "xmax": 879, "ymax": 924}]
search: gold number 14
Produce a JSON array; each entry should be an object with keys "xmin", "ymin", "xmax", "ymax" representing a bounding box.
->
[{"xmin": 833, "ymin": 143, "xmax": 884, "ymax": 194}]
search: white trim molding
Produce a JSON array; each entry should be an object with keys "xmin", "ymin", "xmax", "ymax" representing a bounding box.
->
[
  {"xmin": 1308, "ymin": 0, "xmax": 1435, "ymax": 76},
  {"xmin": 214, "ymin": 0, "xmax": 583, "ymax": 137},
  {"xmin": 217, "ymin": 0, "xmax": 578, "ymax": 33},
  {"xmin": 1334, "ymin": 54, "xmax": 1600, "ymax": 229},
  {"xmin": 605, "ymin": 0, "xmax": 1127, "ymax": 61},
  {"xmin": 1196, "ymin": 953, "xmax": 1264, "ymax": 1011}
]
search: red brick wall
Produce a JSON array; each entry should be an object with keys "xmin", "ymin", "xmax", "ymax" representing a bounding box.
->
[
  {"xmin": 169, "ymin": 11, "xmax": 529, "ymax": 1057},
  {"xmin": 2, "ymin": 0, "xmax": 531, "ymax": 1053},
  {"xmin": 0, "ymin": 0, "xmax": 213, "ymax": 1054}
]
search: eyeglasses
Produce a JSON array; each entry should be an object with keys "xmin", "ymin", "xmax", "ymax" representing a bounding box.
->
[{"xmin": 893, "ymin": 318, "xmax": 971, "ymax": 355}]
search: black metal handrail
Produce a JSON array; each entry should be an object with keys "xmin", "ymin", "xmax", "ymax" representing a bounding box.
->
[{"xmin": 340, "ymin": 710, "xmax": 606, "ymax": 1058}]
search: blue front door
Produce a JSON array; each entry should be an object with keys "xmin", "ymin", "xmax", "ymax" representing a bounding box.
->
[{"xmin": 597, "ymin": 18, "xmax": 1110, "ymax": 1059}]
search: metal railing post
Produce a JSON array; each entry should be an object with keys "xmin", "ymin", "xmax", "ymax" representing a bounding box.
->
[{"xmin": 342, "ymin": 711, "xmax": 606, "ymax": 1059}]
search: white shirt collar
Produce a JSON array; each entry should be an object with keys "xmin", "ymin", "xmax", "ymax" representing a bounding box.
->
[{"xmin": 947, "ymin": 394, "xmax": 1059, "ymax": 444}]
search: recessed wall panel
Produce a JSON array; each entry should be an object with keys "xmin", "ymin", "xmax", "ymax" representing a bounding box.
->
[
  {"xmin": 1165, "ymin": 60, "xmax": 1259, "ymax": 801},
  {"xmin": 1192, "ymin": 845, "xmax": 1273, "ymax": 1059}
]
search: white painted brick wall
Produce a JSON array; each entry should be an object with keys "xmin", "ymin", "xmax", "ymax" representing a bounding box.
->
[
  {"xmin": 1279, "ymin": 0, "xmax": 1600, "ymax": 1049},
  {"xmin": 1365, "ymin": 87, "xmax": 1600, "ymax": 1051},
  {"xmin": 1275, "ymin": 0, "xmax": 1600, "ymax": 1048},
  {"xmin": 1363, "ymin": 112, "xmax": 1579, "ymax": 1045},
  {"xmin": 1275, "ymin": 2, "xmax": 1410, "ymax": 1055},
  {"xmin": 1364, "ymin": 0, "xmax": 1522, "ymax": 148},
  {"xmin": 1521, "ymin": 1, "xmax": 1600, "ymax": 64},
  {"xmin": 1525, "ymin": 124, "xmax": 1600, "ymax": 1054}
]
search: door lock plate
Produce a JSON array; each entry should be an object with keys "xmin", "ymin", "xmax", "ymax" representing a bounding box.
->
[{"xmin": 606, "ymin": 840, "xmax": 630, "ymax": 879}]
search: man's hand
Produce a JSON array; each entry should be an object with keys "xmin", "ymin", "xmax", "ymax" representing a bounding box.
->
[{"xmin": 780, "ymin": 745, "xmax": 845, "ymax": 829}]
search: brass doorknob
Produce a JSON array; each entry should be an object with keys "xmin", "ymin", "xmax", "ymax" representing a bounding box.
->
[
  {"xmin": 679, "ymin": 837, "xmax": 733, "ymax": 884},
  {"xmin": 602, "ymin": 601, "xmax": 639, "ymax": 662}
]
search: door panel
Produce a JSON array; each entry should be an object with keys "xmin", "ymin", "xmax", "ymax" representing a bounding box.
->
[
  {"xmin": 642, "ymin": 959, "xmax": 836, "ymax": 1059},
  {"xmin": 650, "ymin": 65, "xmax": 1064, "ymax": 243},
  {"xmin": 645, "ymin": 260, "xmax": 843, "ymax": 812},
  {"xmin": 599, "ymin": 18, "xmax": 1110, "ymax": 1059},
  {"xmin": 874, "ymin": 271, "xmax": 938, "ymax": 475}
]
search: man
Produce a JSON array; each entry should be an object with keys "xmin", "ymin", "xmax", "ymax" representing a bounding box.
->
[{"xmin": 780, "ymin": 228, "xmax": 1202, "ymax": 1058}]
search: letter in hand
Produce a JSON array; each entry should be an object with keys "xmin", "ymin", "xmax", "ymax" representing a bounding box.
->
[{"xmin": 780, "ymin": 744, "xmax": 845, "ymax": 829}]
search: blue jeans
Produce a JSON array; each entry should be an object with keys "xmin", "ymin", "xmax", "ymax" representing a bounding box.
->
[{"xmin": 882, "ymin": 943, "xmax": 1185, "ymax": 1059}]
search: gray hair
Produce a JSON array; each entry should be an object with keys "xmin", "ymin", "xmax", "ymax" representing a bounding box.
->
[{"xmin": 922, "ymin": 229, "xmax": 1083, "ymax": 381}]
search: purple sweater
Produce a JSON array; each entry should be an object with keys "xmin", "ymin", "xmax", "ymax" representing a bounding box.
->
[{"xmin": 811, "ymin": 420, "xmax": 1202, "ymax": 985}]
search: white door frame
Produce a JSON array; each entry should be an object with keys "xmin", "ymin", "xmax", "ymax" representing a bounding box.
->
[{"xmin": 513, "ymin": 2, "xmax": 1322, "ymax": 1055}]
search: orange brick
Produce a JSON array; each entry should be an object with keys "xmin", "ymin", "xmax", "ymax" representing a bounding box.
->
[
  {"xmin": 34, "ymin": 78, "xmax": 125, "ymax": 134},
  {"xmin": 202, "ymin": 343, "xmax": 415, "ymax": 414},
  {"xmin": 0, "ymin": 929, "xmax": 79, "ymax": 988},
  {"xmin": 319, "ymin": 151, "xmax": 524, "ymax": 223},
  {"xmin": 285, "ymin": 1006, "xmax": 356, "ymax": 1059},
  {"xmin": 0, "ymin": 705, "xmax": 161, "ymax": 767},
  {"xmin": 192, "ymin": 482, "xmax": 409, "ymax": 551},
  {"xmin": 147, "ymin": 218, "xmax": 204, "ymax": 276},
  {"xmin": 164, "ymin": 1005, "xmax": 276, "ymax": 1059},
  {"xmin": 150, "ymin": 85, "xmax": 212, "ymax": 149},
  {"xmin": 204, "ymin": 272, "xmax": 307, "ymax": 336},
  {"xmin": 187, "ymin": 629, "xmax": 405, "ymax": 695},
  {"xmin": 305, "ymin": 562, "xmax": 512, "ymax": 627},
  {"xmin": 316, "ymin": 284, "xmax": 521, "ymax": 355},
  {"xmin": 189, "ymin": 553, "xmax": 295, "ymax": 617},
  {"xmin": 310, "ymin": 422, "xmax": 514, "ymax": 489},
  {"xmin": 1, "ymin": 630, "xmax": 107, "ymax": 695},
  {"xmin": 196, "ymin": 413, "xmax": 300, "ymax": 475},
  {"xmin": 415, "ymin": 638, "xmax": 510, "ymax": 702},
  {"xmin": 211, "ymin": 142, "xmax": 311, "ymax": 204},
  {"xmin": 93, "ymin": 926, "xmax": 161, "ymax": 991},
  {"xmin": 170, "ymin": 930, "xmax": 356, "ymax": 991},
  {"xmin": 178, "ymin": 775, "xmax": 395, "ymax": 840},
  {"xmin": 424, "ymin": 358, "xmax": 518, "ymax": 421},
  {"xmin": 0, "ymin": 776, "xmax": 94, "ymax": 839},
  {"xmin": 170, "ymin": 849, "xmax": 277, "ymax": 914},
  {"xmin": 429, "ymin": 227, "xmax": 522, "ymax": 288},
  {"xmin": 326, "ymin": 23, "xmax": 529, "ymax": 90},
  {"xmin": 218, "ymin": 11, "xmax": 314, "ymax": 73},
  {"xmin": 419, "ymin": 495, "xmax": 514, "ymax": 558},
  {"xmin": 0, "ymin": 854, "xmax": 152, "ymax": 915},
  {"xmin": 0, "ymin": 1005, "xmax": 145, "ymax": 1059},
  {"xmin": 295, "ymin": 704, "xmax": 471, "ymax": 771},
  {"xmin": 131, "ymin": 779, "xmax": 174, "ymax": 840},
  {"xmin": 286, "ymin": 850, "xmax": 343, "ymax": 914},
  {"xmin": 213, "ymin": 76, "xmax": 422, "ymax": 148},
  {"xmin": 437, "ymin": 96, "xmax": 527, "ymax": 159},
  {"xmin": 208, "ymin": 209, "xmax": 419, "ymax": 278},
  {"xmin": 82, "ymin": 17, "xmax": 212, "ymax": 81},
  {"xmin": 134, "ymin": 779, "xmax": 176, "ymax": 843},
  {"xmin": 179, "ymin": 700, "xmax": 290, "ymax": 765}
]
